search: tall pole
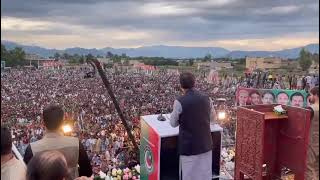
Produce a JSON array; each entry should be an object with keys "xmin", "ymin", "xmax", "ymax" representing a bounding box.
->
[{"xmin": 89, "ymin": 59, "xmax": 139, "ymax": 153}]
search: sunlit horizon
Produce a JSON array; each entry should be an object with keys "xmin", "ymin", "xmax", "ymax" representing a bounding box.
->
[{"xmin": 1, "ymin": 0, "xmax": 318, "ymax": 51}]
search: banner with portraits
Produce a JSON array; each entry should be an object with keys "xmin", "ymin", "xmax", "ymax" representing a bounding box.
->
[{"xmin": 236, "ymin": 87, "xmax": 310, "ymax": 108}]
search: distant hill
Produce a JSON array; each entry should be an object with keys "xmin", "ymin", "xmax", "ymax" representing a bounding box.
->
[
  {"xmin": 226, "ymin": 44, "xmax": 319, "ymax": 59},
  {"xmin": 1, "ymin": 40, "xmax": 318, "ymax": 59}
]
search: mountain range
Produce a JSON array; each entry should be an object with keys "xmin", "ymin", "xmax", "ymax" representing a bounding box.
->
[{"xmin": 1, "ymin": 40, "xmax": 319, "ymax": 59}]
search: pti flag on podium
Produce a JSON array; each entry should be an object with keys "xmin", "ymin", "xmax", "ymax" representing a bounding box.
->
[{"xmin": 140, "ymin": 120, "xmax": 160, "ymax": 180}]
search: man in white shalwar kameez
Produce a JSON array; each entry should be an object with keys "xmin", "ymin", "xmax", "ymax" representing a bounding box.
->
[{"xmin": 170, "ymin": 72, "xmax": 217, "ymax": 180}]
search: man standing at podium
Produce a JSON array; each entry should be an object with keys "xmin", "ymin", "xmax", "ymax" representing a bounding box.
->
[{"xmin": 170, "ymin": 72, "xmax": 216, "ymax": 180}]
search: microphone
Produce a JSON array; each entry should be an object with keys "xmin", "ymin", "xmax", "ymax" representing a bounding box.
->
[
  {"xmin": 157, "ymin": 108, "xmax": 167, "ymax": 121},
  {"xmin": 157, "ymin": 113, "xmax": 166, "ymax": 121}
]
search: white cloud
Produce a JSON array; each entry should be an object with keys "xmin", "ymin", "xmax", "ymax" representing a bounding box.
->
[
  {"xmin": 165, "ymin": 34, "xmax": 318, "ymax": 51},
  {"xmin": 1, "ymin": 17, "xmax": 53, "ymax": 31},
  {"xmin": 1, "ymin": 1, "xmax": 318, "ymax": 50},
  {"xmin": 271, "ymin": 5, "xmax": 300, "ymax": 14},
  {"xmin": 1, "ymin": 17, "xmax": 164, "ymax": 49},
  {"xmin": 254, "ymin": 5, "xmax": 300, "ymax": 15},
  {"xmin": 140, "ymin": 2, "xmax": 198, "ymax": 16},
  {"xmin": 204, "ymin": 0, "xmax": 236, "ymax": 6},
  {"xmin": 2, "ymin": 17, "xmax": 318, "ymax": 50}
]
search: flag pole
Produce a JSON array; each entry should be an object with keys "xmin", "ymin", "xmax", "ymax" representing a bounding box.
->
[{"xmin": 88, "ymin": 59, "xmax": 140, "ymax": 154}]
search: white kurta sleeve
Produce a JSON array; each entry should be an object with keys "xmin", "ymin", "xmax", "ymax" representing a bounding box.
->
[{"xmin": 170, "ymin": 100, "xmax": 183, "ymax": 127}]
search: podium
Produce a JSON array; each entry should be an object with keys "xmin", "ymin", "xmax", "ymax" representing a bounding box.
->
[
  {"xmin": 140, "ymin": 114, "xmax": 223, "ymax": 180},
  {"xmin": 235, "ymin": 105, "xmax": 312, "ymax": 180}
]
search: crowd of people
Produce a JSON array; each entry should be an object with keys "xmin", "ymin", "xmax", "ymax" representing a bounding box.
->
[
  {"xmin": 238, "ymin": 71, "xmax": 319, "ymax": 90},
  {"xmin": 1, "ymin": 66, "xmax": 318, "ymax": 179},
  {"xmin": 1, "ymin": 67, "xmax": 222, "ymax": 176}
]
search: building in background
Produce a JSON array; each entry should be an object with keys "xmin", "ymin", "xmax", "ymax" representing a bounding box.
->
[
  {"xmin": 197, "ymin": 61, "xmax": 233, "ymax": 70},
  {"xmin": 210, "ymin": 61, "xmax": 233, "ymax": 70},
  {"xmin": 133, "ymin": 63, "xmax": 157, "ymax": 74},
  {"xmin": 25, "ymin": 54, "xmax": 42, "ymax": 61},
  {"xmin": 197, "ymin": 62, "xmax": 211, "ymax": 69},
  {"xmin": 129, "ymin": 60, "xmax": 141, "ymax": 66},
  {"xmin": 246, "ymin": 57, "xmax": 283, "ymax": 70},
  {"xmin": 25, "ymin": 53, "xmax": 64, "ymax": 69},
  {"xmin": 97, "ymin": 58, "xmax": 111, "ymax": 64}
]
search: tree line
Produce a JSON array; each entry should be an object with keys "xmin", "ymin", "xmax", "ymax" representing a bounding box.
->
[
  {"xmin": 1, "ymin": 44, "xmax": 26, "ymax": 67},
  {"xmin": 299, "ymin": 48, "xmax": 319, "ymax": 71},
  {"xmin": 1, "ymin": 44, "xmax": 318, "ymax": 70}
]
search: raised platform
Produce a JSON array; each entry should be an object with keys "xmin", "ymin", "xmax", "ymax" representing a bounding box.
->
[
  {"xmin": 140, "ymin": 114, "xmax": 223, "ymax": 180},
  {"xmin": 141, "ymin": 114, "xmax": 223, "ymax": 137}
]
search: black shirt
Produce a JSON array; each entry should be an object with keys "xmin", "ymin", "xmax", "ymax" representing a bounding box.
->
[{"xmin": 23, "ymin": 141, "xmax": 93, "ymax": 177}]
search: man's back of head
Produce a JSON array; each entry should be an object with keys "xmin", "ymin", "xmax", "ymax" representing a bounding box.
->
[
  {"xmin": 310, "ymin": 86, "xmax": 319, "ymax": 98},
  {"xmin": 43, "ymin": 105, "xmax": 64, "ymax": 131},
  {"xmin": 26, "ymin": 150, "xmax": 70, "ymax": 180},
  {"xmin": 179, "ymin": 72, "xmax": 195, "ymax": 90},
  {"xmin": 1, "ymin": 126, "xmax": 27, "ymax": 180},
  {"xmin": 1, "ymin": 126, "xmax": 12, "ymax": 156}
]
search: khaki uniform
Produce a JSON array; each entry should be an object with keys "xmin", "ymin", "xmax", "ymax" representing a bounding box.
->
[
  {"xmin": 1, "ymin": 157, "xmax": 26, "ymax": 180},
  {"xmin": 31, "ymin": 132, "xmax": 79, "ymax": 179},
  {"xmin": 305, "ymin": 104, "xmax": 319, "ymax": 180}
]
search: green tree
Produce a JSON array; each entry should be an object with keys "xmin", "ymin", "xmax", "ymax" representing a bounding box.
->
[
  {"xmin": 106, "ymin": 51, "xmax": 113, "ymax": 58},
  {"xmin": 86, "ymin": 53, "xmax": 95, "ymax": 61},
  {"xmin": 238, "ymin": 58, "xmax": 246, "ymax": 64},
  {"xmin": 62, "ymin": 53, "xmax": 73, "ymax": 61},
  {"xmin": 188, "ymin": 59, "xmax": 194, "ymax": 66},
  {"xmin": 203, "ymin": 54, "xmax": 212, "ymax": 62},
  {"xmin": 68, "ymin": 54, "xmax": 82, "ymax": 64},
  {"xmin": 79, "ymin": 56, "xmax": 85, "ymax": 64},
  {"xmin": 312, "ymin": 53, "xmax": 319, "ymax": 64},
  {"xmin": 3, "ymin": 47, "xmax": 26, "ymax": 67},
  {"xmin": 1, "ymin": 44, "xmax": 7, "ymax": 58},
  {"xmin": 54, "ymin": 52, "xmax": 60, "ymax": 60},
  {"xmin": 121, "ymin": 53, "xmax": 127, "ymax": 59},
  {"xmin": 112, "ymin": 54, "xmax": 121, "ymax": 63},
  {"xmin": 1, "ymin": 45, "xmax": 27, "ymax": 67},
  {"xmin": 299, "ymin": 48, "xmax": 312, "ymax": 71}
]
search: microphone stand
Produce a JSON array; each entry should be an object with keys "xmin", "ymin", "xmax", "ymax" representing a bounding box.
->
[
  {"xmin": 88, "ymin": 59, "xmax": 139, "ymax": 154},
  {"xmin": 157, "ymin": 112, "xmax": 166, "ymax": 121}
]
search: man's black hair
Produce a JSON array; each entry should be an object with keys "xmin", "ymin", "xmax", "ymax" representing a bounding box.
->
[
  {"xmin": 277, "ymin": 91, "xmax": 289, "ymax": 98},
  {"xmin": 179, "ymin": 72, "xmax": 195, "ymax": 89},
  {"xmin": 262, "ymin": 91, "xmax": 275, "ymax": 99},
  {"xmin": 290, "ymin": 92, "xmax": 304, "ymax": 101},
  {"xmin": 43, "ymin": 105, "xmax": 64, "ymax": 131},
  {"xmin": 310, "ymin": 86, "xmax": 319, "ymax": 97},
  {"xmin": 26, "ymin": 151, "xmax": 71, "ymax": 180},
  {"xmin": 1, "ymin": 126, "xmax": 12, "ymax": 155},
  {"xmin": 249, "ymin": 90, "xmax": 260, "ymax": 97}
]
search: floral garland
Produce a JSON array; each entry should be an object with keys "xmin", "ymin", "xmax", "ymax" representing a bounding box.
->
[
  {"xmin": 94, "ymin": 165, "xmax": 140, "ymax": 180},
  {"xmin": 273, "ymin": 105, "xmax": 287, "ymax": 115}
]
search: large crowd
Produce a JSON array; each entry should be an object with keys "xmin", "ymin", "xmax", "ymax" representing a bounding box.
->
[
  {"xmin": 1, "ymin": 67, "xmax": 223, "ymax": 176},
  {"xmin": 1, "ymin": 66, "xmax": 318, "ymax": 178},
  {"xmin": 239, "ymin": 71, "xmax": 318, "ymax": 90}
]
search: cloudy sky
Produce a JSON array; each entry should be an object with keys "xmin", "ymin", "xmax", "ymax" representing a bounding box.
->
[{"xmin": 1, "ymin": 0, "xmax": 319, "ymax": 50}]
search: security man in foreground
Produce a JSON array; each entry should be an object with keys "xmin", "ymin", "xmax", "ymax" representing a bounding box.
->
[{"xmin": 24, "ymin": 105, "xmax": 92, "ymax": 179}]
